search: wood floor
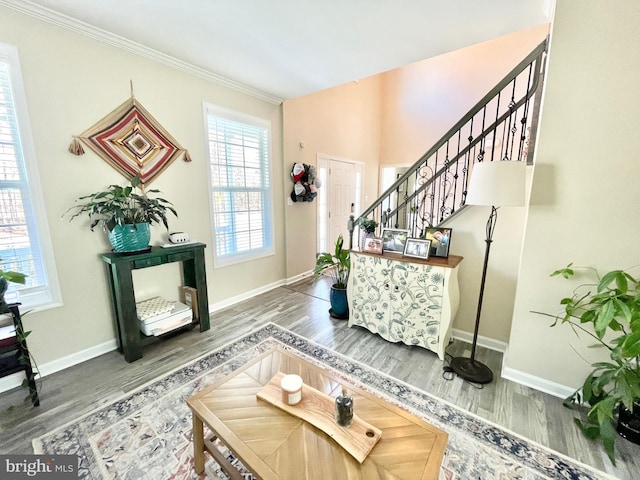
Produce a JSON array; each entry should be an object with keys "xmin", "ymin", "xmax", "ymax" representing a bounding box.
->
[{"xmin": 0, "ymin": 276, "xmax": 636, "ymax": 479}]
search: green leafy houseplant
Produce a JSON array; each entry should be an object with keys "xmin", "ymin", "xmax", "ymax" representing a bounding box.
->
[
  {"xmin": 0, "ymin": 262, "xmax": 38, "ymax": 408},
  {"xmin": 357, "ymin": 217, "xmax": 378, "ymax": 234},
  {"xmin": 540, "ymin": 263, "xmax": 640, "ymax": 463},
  {"xmin": 313, "ymin": 234, "xmax": 350, "ymax": 289},
  {"xmin": 0, "ymin": 264, "xmax": 26, "ymax": 312},
  {"xmin": 66, "ymin": 175, "xmax": 177, "ymax": 233}
]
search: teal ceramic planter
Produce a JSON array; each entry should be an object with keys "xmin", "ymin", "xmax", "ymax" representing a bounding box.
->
[
  {"xmin": 329, "ymin": 286, "xmax": 349, "ymax": 319},
  {"xmin": 108, "ymin": 223, "xmax": 151, "ymax": 252}
]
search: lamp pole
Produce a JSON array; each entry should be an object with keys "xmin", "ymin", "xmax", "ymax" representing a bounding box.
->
[{"xmin": 450, "ymin": 205, "xmax": 498, "ymax": 384}]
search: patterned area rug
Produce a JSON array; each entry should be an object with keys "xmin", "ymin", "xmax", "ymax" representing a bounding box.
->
[{"xmin": 33, "ymin": 324, "xmax": 614, "ymax": 479}]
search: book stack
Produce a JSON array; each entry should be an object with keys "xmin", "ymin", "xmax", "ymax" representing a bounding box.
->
[{"xmin": 136, "ymin": 296, "xmax": 192, "ymax": 336}]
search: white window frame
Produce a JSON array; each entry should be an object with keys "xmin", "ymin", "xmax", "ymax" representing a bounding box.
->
[
  {"xmin": 0, "ymin": 42, "xmax": 61, "ymax": 311},
  {"xmin": 203, "ymin": 103, "xmax": 275, "ymax": 268}
]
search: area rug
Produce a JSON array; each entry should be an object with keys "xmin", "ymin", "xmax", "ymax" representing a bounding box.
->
[{"xmin": 33, "ymin": 323, "xmax": 614, "ymax": 480}]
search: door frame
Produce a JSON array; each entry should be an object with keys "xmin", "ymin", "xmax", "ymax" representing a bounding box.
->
[{"xmin": 316, "ymin": 153, "xmax": 364, "ymax": 253}]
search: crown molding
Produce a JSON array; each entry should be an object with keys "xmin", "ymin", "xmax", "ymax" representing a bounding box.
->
[{"xmin": 0, "ymin": 0, "xmax": 283, "ymax": 105}]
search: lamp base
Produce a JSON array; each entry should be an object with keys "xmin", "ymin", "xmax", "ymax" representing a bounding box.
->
[{"xmin": 450, "ymin": 357, "xmax": 493, "ymax": 384}]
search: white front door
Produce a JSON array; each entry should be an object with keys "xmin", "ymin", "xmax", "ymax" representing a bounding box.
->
[
  {"xmin": 317, "ymin": 154, "xmax": 363, "ymax": 253},
  {"xmin": 328, "ymin": 159, "xmax": 355, "ymax": 247}
]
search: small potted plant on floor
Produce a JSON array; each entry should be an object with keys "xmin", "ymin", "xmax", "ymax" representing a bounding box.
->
[
  {"xmin": 538, "ymin": 263, "xmax": 640, "ymax": 464},
  {"xmin": 66, "ymin": 175, "xmax": 177, "ymax": 253},
  {"xmin": 314, "ymin": 234, "xmax": 350, "ymax": 319}
]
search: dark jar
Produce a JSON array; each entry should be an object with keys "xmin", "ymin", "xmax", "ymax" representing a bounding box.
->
[{"xmin": 335, "ymin": 386, "xmax": 353, "ymax": 427}]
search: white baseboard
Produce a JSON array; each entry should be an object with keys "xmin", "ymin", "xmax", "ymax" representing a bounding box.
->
[
  {"xmin": 452, "ymin": 330, "xmax": 575, "ymax": 398},
  {"xmin": 452, "ymin": 328, "xmax": 508, "ymax": 353},
  {"xmin": 501, "ymin": 365, "xmax": 575, "ymax": 399},
  {"xmin": 208, "ymin": 279, "xmax": 286, "ymax": 313},
  {"xmin": 284, "ymin": 270, "xmax": 313, "ymax": 285},
  {"xmin": 0, "ymin": 339, "xmax": 117, "ymax": 393}
]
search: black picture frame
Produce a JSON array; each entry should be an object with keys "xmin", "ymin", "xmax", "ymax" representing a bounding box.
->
[
  {"xmin": 424, "ymin": 227, "xmax": 452, "ymax": 258},
  {"xmin": 381, "ymin": 228, "xmax": 410, "ymax": 254}
]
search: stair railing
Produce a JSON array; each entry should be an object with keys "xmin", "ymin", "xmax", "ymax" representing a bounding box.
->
[{"xmin": 349, "ymin": 37, "xmax": 548, "ymax": 248}]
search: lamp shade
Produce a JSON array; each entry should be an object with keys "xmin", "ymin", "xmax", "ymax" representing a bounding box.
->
[{"xmin": 466, "ymin": 160, "xmax": 526, "ymax": 207}]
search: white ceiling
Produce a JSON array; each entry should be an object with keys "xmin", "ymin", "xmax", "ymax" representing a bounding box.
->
[{"xmin": 2, "ymin": 0, "xmax": 553, "ymax": 103}]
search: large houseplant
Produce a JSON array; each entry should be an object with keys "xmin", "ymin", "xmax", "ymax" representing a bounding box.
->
[
  {"xmin": 66, "ymin": 175, "xmax": 177, "ymax": 252},
  {"xmin": 313, "ymin": 234, "xmax": 351, "ymax": 319},
  {"xmin": 539, "ymin": 263, "xmax": 640, "ymax": 464}
]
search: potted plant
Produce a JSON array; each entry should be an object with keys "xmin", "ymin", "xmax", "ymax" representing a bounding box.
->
[
  {"xmin": 313, "ymin": 234, "xmax": 351, "ymax": 319},
  {"xmin": 0, "ymin": 262, "xmax": 38, "ymax": 407},
  {"xmin": 538, "ymin": 263, "xmax": 640, "ymax": 464},
  {"xmin": 357, "ymin": 217, "xmax": 379, "ymax": 250},
  {"xmin": 66, "ymin": 175, "xmax": 177, "ymax": 252},
  {"xmin": 0, "ymin": 262, "xmax": 26, "ymax": 312}
]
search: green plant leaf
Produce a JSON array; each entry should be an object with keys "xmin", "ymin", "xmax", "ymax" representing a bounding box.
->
[
  {"xmin": 594, "ymin": 300, "xmax": 615, "ymax": 337},
  {"xmin": 621, "ymin": 331, "xmax": 640, "ymax": 358},
  {"xmin": 599, "ymin": 418, "xmax": 617, "ymax": 465},
  {"xmin": 551, "ymin": 263, "xmax": 574, "ymax": 278},
  {"xmin": 574, "ymin": 418, "xmax": 601, "ymax": 439}
]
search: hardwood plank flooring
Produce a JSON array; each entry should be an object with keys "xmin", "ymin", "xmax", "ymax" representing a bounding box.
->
[{"xmin": 0, "ymin": 277, "xmax": 636, "ymax": 479}]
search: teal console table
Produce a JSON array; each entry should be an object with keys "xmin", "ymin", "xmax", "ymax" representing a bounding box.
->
[{"xmin": 101, "ymin": 242, "xmax": 210, "ymax": 362}]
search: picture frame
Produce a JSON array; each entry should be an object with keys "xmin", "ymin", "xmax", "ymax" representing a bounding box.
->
[
  {"xmin": 180, "ymin": 286, "xmax": 198, "ymax": 319},
  {"xmin": 424, "ymin": 227, "xmax": 452, "ymax": 258},
  {"xmin": 381, "ymin": 228, "xmax": 410, "ymax": 254},
  {"xmin": 403, "ymin": 238, "xmax": 431, "ymax": 260},
  {"xmin": 363, "ymin": 236, "xmax": 383, "ymax": 254}
]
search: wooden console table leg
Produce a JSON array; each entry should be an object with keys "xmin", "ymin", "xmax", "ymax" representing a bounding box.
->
[
  {"xmin": 110, "ymin": 263, "xmax": 142, "ymax": 363},
  {"xmin": 192, "ymin": 414, "xmax": 205, "ymax": 474}
]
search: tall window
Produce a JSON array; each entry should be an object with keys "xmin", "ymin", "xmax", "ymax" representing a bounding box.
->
[
  {"xmin": 205, "ymin": 104, "xmax": 273, "ymax": 267},
  {"xmin": 0, "ymin": 43, "xmax": 60, "ymax": 309}
]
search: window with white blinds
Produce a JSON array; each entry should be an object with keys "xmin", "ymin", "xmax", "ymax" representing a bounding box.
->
[
  {"xmin": 205, "ymin": 105, "xmax": 274, "ymax": 267},
  {"xmin": 0, "ymin": 43, "xmax": 60, "ymax": 310}
]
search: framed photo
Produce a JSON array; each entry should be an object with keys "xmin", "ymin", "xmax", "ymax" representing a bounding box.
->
[
  {"xmin": 180, "ymin": 286, "xmax": 198, "ymax": 319},
  {"xmin": 424, "ymin": 227, "xmax": 452, "ymax": 258},
  {"xmin": 403, "ymin": 238, "xmax": 431, "ymax": 260},
  {"xmin": 363, "ymin": 236, "xmax": 383, "ymax": 254},
  {"xmin": 381, "ymin": 228, "xmax": 410, "ymax": 254}
]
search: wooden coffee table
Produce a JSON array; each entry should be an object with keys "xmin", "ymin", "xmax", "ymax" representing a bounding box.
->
[{"xmin": 187, "ymin": 347, "xmax": 447, "ymax": 479}]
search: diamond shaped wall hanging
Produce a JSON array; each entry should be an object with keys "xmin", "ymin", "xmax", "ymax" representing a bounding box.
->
[{"xmin": 69, "ymin": 94, "xmax": 190, "ymax": 186}]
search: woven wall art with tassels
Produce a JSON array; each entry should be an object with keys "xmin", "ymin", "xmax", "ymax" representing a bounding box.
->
[{"xmin": 69, "ymin": 92, "xmax": 190, "ymax": 186}]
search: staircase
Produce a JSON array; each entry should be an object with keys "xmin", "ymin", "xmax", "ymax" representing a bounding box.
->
[{"xmin": 348, "ymin": 38, "xmax": 548, "ymax": 247}]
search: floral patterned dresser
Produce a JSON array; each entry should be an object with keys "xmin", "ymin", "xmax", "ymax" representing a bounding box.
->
[{"xmin": 347, "ymin": 251, "xmax": 463, "ymax": 360}]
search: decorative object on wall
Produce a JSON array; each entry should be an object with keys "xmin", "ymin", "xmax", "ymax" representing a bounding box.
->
[
  {"xmin": 68, "ymin": 87, "xmax": 190, "ymax": 186},
  {"xmin": 289, "ymin": 162, "xmax": 319, "ymax": 202}
]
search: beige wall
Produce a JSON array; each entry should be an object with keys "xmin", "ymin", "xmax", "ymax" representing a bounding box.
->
[
  {"xmin": 282, "ymin": 78, "xmax": 383, "ymax": 277},
  {"xmin": 379, "ymin": 24, "xmax": 550, "ymax": 166},
  {"xmin": 0, "ymin": 6, "xmax": 285, "ymax": 366},
  {"xmin": 506, "ymin": 0, "xmax": 640, "ymax": 389}
]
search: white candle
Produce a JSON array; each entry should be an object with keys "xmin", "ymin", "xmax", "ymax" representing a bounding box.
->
[{"xmin": 280, "ymin": 374, "xmax": 303, "ymax": 405}]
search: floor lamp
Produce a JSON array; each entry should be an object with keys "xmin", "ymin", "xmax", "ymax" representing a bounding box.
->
[{"xmin": 450, "ymin": 160, "xmax": 526, "ymax": 384}]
